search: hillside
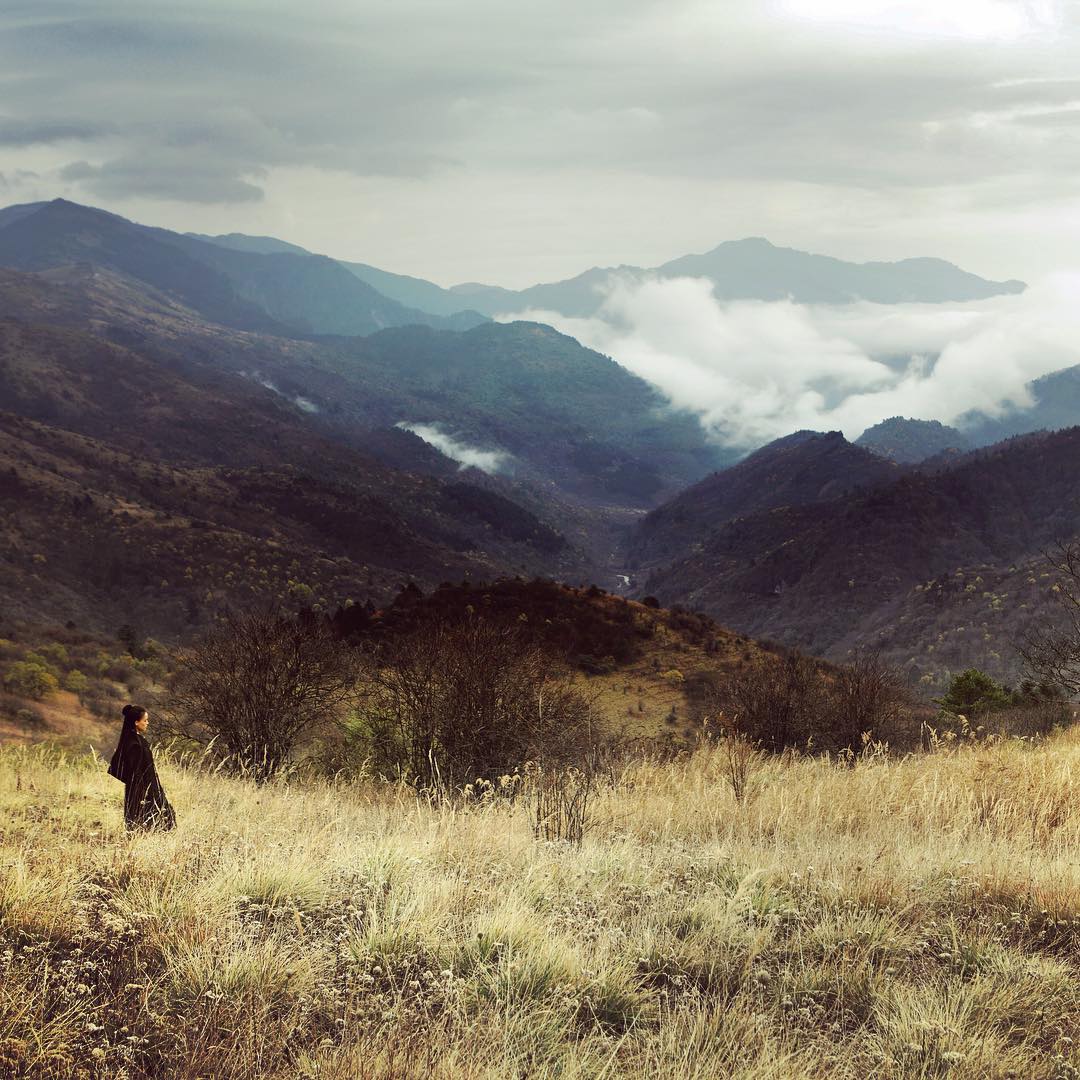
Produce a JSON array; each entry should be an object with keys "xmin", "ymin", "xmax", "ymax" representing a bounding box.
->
[
  {"xmin": 318, "ymin": 321, "xmax": 728, "ymax": 505},
  {"xmin": 0, "ymin": 200, "xmax": 485, "ymax": 337},
  {"xmin": 0, "ymin": 575, "xmax": 779, "ymax": 756},
  {"xmin": 856, "ymin": 417, "xmax": 973, "ymax": 463},
  {"xmin": 962, "ymin": 365, "xmax": 1080, "ymax": 446},
  {"xmin": 630, "ymin": 431, "xmax": 899, "ymax": 572},
  {"xmin": 0, "ymin": 297, "xmax": 608, "ymax": 637},
  {"xmin": 637, "ymin": 427, "xmax": 1080, "ymax": 687},
  {"xmin": 0, "ymin": 199, "xmax": 281, "ymax": 332},
  {"xmin": 327, "ymin": 576, "xmax": 774, "ymax": 742},
  {"xmin": 0, "ymin": 258, "xmax": 726, "ymax": 516}
]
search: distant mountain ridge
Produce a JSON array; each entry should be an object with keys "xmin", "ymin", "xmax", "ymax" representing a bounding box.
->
[
  {"xmin": 190, "ymin": 228, "xmax": 498, "ymax": 317},
  {"xmin": 0, "ymin": 199, "xmax": 487, "ymax": 337},
  {"xmin": 184, "ymin": 224, "xmax": 1025, "ymax": 318},
  {"xmin": 459, "ymin": 237, "xmax": 1025, "ymax": 318}
]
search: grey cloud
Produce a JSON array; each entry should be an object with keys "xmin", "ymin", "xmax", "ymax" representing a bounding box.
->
[
  {"xmin": 60, "ymin": 155, "xmax": 266, "ymax": 203},
  {"xmin": 0, "ymin": 168, "xmax": 40, "ymax": 190},
  {"xmin": 0, "ymin": 0, "xmax": 1076, "ymax": 268},
  {"xmin": 0, "ymin": 4, "xmax": 1064, "ymax": 186},
  {"xmin": 1010, "ymin": 108, "xmax": 1080, "ymax": 127},
  {"xmin": 0, "ymin": 117, "xmax": 108, "ymax": 146},
  {"xmin": 507, "ymin": 274, "xmax": 1080, "ymax": 448}
]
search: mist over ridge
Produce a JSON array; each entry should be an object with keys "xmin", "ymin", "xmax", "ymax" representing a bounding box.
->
[{"xmin": 504, "ymin": 273, "xmax": 1080, "ymax": 449}]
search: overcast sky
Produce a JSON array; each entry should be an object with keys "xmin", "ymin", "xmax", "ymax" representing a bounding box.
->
[{"xmin": 1, "ymin": 0, "xmax": 1078, "ymax": 288}]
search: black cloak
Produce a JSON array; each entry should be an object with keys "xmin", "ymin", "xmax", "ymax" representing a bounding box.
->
[{"xmin": 108, "ymin": 708, "xmax": 176, "ymax": 831}]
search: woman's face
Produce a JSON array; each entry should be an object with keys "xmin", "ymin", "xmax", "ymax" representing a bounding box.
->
[{"xmin": 135, "ymin": 711, "xmax": 149, "ymax": 734}]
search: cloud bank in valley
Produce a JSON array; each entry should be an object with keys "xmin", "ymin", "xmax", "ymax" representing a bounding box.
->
[
  {"xmin": 396, "ymin": 423, "xmax": 508, "ymax": 474},
  {"xmin": 503, "ymin": 274, "xmax": 1080, "ymax": 447}
]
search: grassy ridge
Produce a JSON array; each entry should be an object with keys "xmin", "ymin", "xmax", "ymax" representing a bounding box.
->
[{"xmin": 1, "ymin": 731, "xmax": 1078, "ymax": 1079}]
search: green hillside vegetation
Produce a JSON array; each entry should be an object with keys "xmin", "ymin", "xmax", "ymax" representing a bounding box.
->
[{"xmin": 319, "ymin": 321, "xmax": 728, "ymax": 504}]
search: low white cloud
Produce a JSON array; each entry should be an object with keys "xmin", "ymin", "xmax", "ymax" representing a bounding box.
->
[
  {"xmin": 396, "ymin": 422, "xmax": 508, "ymax": 474},
  {"xmin": 502, "ymin": 273, "xmax": 1080, "ymax": 446}
]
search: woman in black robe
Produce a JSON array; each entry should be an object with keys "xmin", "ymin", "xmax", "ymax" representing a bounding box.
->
[{"xmin": 108, "ymin": 704, "xmax": 176, "ymax": 830}]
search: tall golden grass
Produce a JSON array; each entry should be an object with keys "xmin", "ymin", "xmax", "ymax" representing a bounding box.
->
[{"xmin": 1, "ymin": 727, "xmax": 1077, "ymax": 1078}]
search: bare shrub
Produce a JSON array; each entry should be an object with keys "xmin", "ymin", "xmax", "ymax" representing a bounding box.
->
[
  {"xmin": 166, "ymin": 610, "xmax": 356, "ymax": 779},
  {"xmin": 822, "ymin": 650, "xmax": 910, "ymax": 749},
  {"xmin": 726, "ymin": 651, "xmax": 825, "ymax": 752},
  {"xmin": 1020, "ymin": 539, "xmax": 1080, "ymax": 699},
  {"xmin": 354, "ymin": 618, "xmax": 598, "ymax": 790},
  {"xmin": 721, "ymin": 730, "xmax": 762, "ymax": 803},
  {"xmin": 725, "ymin": 650, "xmax": 908, "ymax": 754},
  {"xmin": 524, "ymin": 762, "xmax": 594, "ymax": 845}
]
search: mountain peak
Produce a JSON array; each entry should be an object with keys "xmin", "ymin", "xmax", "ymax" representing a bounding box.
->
[{"xmin": 856, "ymin": 416, "xmax": 972, "ymax": 464}]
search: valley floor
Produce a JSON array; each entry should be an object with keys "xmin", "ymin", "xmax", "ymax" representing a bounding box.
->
[{"xmin": 1, "ymin": 730, "xmax": 1078, "ymax": 1079}]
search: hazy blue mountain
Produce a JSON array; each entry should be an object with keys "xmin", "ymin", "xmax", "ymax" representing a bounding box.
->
[
  {"xmin": 338, "ymin": 260, "xmax": 483, "ymax": 318},
  {"xmin": 856, "ymin": 417, "xmax": 973, "ymax": 463},
  {"xmin": 0, "ymin": 199, "xmax": 487, "ymax": 337},
  {"xmin": 0, "ymin": 199, "xmax": 282, "ymax": 331},
  {"xmin": 444, "ymin": 238, "xmax": 1026, "ymax": 317},
  {"xmin": 189, "ymin": 229, "xmax": 490, "ymax": 320},
  {"xmin": 0, "ymin": 201, "xmax": 49, "ymax": 230},
  {"xmin": 960, "ymin": 366, "xmax": 1080, "ymax": 447},
  {"xmin": 657, "ymin": 239, "xmax": 1024, "ymax": 305},
  {"xmin": 185, "ymin": 231, "xmax": 312, "ymax": 257},
  {"xmin": 150, "ymin": 229, "xmax": 487, "ymax": 335},
  {"xmin": 167, "ymin": 225, "xmax": 1025, "ymax": 321}
]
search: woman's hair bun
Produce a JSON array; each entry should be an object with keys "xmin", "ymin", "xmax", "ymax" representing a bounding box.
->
[{"xmin": 122, "ymin": 704, "xmax": 134, "ymax": 719}]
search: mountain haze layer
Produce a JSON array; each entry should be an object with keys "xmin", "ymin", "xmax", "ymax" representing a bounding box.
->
[
  {"xmin": 0, "ymin": 200, "xmax": 486, "ymax": 338},
  {"xmin": 447, "ymin": 237, "xmax": 1026, "ymax": 317}
]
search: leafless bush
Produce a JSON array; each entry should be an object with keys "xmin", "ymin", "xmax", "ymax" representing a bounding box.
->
[
  {"xmin": 722, "ymin": 730, "xmax": 762, "ymax": 803},
  {"xmin": 822, "ymin": 650, "xmax": 910, "ymax": 750},
  {"xmin": 726, "ymin": 651, "xmax": 825, "ymax": 752},
  {"xmin": 354, "ymin": 618, "xmax": 598, "ymax": 790},
  {"xmin": 695, "ymin": 708, "xmax": 764, "ymax": 803},
  {"xmin": 1020, "ymin": 539, "xmax": 1080, "ymax": 699},
  {"xmin": 725, "ymin": 649, "xmax": 908, "ymax": 753},
  {"xmin": 524, "ymin": 762, "xmax": 594, "ymax": 845},
  {"xmin": 166, "ymin": 610, "xmax": 356, "ymax": 779}
]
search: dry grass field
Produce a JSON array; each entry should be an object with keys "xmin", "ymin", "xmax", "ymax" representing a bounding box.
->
[{"xmin": 1, "ymin": 727, "xmax": 1078, "ymax": 1079}]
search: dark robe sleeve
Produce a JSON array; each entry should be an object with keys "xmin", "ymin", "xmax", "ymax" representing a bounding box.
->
[{"xmin": 110, "ymin": 736, "xmax": 152, "ymax": 784}]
